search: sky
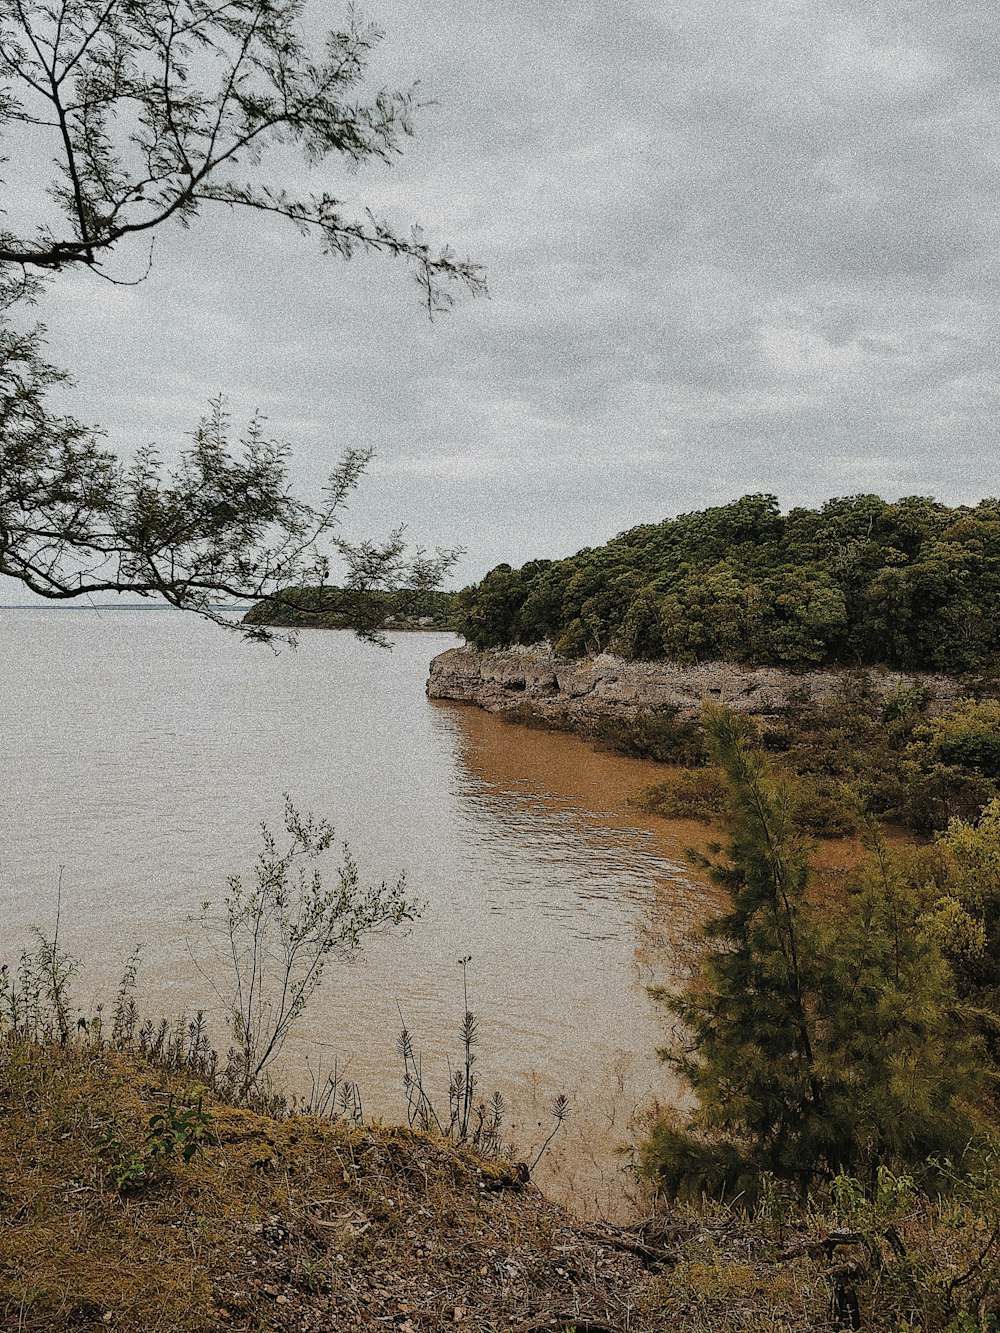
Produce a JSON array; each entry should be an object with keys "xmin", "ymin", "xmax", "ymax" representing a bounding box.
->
[{"xmin": 4, "ymin": 0, "xmax": 1000, "ymax": 599}]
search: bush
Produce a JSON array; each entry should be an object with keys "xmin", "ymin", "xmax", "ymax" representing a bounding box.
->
[
  {"xmin": 631, "ymin": 761, "xmax": 856, "ymax": 836},
  {"xmin": 631, "ymin": 768, "xmax": 726, "ymax": 821},
  {"xmin": 791, "ymin": 775, "xmax": 858, "ymax": 837},
  {"xmin": 592, "ymin": 708, "xmax": 707, "ymax": 765},
  {"xmin": 901, "ymin": 701, "xmax": 1000, "ymax": 830}
]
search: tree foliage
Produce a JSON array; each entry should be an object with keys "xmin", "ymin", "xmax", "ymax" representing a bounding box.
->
[
  {"xmin": 0, "ymin": 0, "xmax": 482, "ymax": 632},
  {"xmin": 198, "ymin": 796, "xmax": 419, "ymax": 1100},
  {"xmin": 645, "ymin": 707, "xmax": 983, "ymax": 1201},
  {"xmin": 916, "ymin": 798, "xmax": 1000, "ymax": 1075},
  {"xmin": 456, "ymin": 493, "xmax": 1000, "ymax": 671}
]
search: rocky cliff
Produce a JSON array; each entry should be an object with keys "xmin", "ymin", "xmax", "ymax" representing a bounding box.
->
[{"xmin": 426, "ymin": 643, "xmax": 961, "ymax": 725}]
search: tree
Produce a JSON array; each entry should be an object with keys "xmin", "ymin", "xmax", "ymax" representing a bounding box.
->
[
  {"xmin": 0, "ymin": 0, "xmax": 484, "ymax": 635},
  {"xmin": 644, "ymin": 706, "xmax": 981, "ymax": 1202},
  {"xmin": 453, "ymin": 495, "xmax": 1000, "ymax": 670},
  {"xmin": 896, "ymin": 699, "xmax": 1000, "ymax": 830},
  {"xmin": 924, "ymin": 798, "xmax": 1000, "ymax": 1070}
]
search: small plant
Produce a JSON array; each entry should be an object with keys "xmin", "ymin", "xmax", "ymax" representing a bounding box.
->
[
  {"xmin": 829, "ymin": 1172, "xmax": 868, "ymax": 1225},
  {"xmin": 112, "ymin": 946, "xmax": 142, "ymax": 1048},
  {"xmin": 0, "ymin": 876, "xmax": 80, "ymax": 1044},
  {"xmin": 96, "ymin": 1094, "xmax": 218, "ymax": 1194},
  {"xmin": 294, "ymin": 1057, "xmax": 365, "ymax": 1124},
  {"xmin": 297, "ymin": 1255, "xmax": 330, "ymax": 1295},
  {"xmin": 398, "ymin": 956, "xmax": 491, "ymax": 1143},
  {"xmin": 397, "ymin": 960, "xmax": 568, "ymax": 1170},
  {"xmin": 96, "ymin": 1129, "xmax": 149, "ymax": 1195},
  {"xmin": 755, "ymin": 1169, "xmax": 796, "ymax": 1226},
  {"xmin": 451, "ymin": 955, "xmax": 477, "ymax": 1140},
  {"xmin": 528, "ymin": 1093, "xmax": 570, "ymax": 1173},
  {"xmin": 147, "ymin": 1094, "xmax": 219, "ymax": 1164},
  {"xmin": 198, "ymin": 796, "xmax": 420, "ymax": 1102}
]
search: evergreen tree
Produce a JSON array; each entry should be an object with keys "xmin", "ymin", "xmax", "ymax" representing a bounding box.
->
[
  {"xmin": 644, "ymin": 706, "xmax": 981, "ymax": 1201},
  {"xmin": 924, "ymin": 799, "xmax": 1000, "ymax": 1071}
]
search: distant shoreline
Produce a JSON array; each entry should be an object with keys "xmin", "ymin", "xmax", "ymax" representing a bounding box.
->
[{"xmin": 0, "ymin": 604, "xmax": 251, "ymax": 612}]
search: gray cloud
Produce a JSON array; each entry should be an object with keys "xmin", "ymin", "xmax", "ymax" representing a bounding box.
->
[{"xmin": 4, "ymin": 0, "xmax": 998, "ymax": 601}]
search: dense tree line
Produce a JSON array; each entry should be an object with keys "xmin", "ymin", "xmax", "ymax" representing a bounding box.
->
[
  {"xmin": 243, "ymin": 587, "xmax": 457, "ymax": 634},
  {"xmin": 455, "ymin": 494, "xmax": 1000, "ymax": 671}
]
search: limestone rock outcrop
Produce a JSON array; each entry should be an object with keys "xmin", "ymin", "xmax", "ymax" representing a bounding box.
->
[{"xmin": 426, "ymin": 643, "xmax": 961, "ymax": 724}]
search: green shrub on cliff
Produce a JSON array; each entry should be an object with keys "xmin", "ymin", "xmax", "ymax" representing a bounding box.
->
[{"xmin": 454, "ymin": 493, "xmax": 1000, "ymax": 671}]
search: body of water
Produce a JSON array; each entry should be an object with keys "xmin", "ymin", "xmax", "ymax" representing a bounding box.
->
[{"xmin": 0, "ymin": 610, "xmax": 717, "ymax": 1216}]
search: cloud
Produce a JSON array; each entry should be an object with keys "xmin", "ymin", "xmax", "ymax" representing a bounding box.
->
[{"xmin": 3, "ymin": 0, "xmax": 998, "ymax": 600}]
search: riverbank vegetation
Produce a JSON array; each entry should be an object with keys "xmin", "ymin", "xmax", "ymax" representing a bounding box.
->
[
  {"xmin": 0, "ymin": 1036, "xmax": 647, "ymax": 1332},
  {"xmin": 0, "ymin": 817, "xmax": 590, "ymax": 1331},
  {"xmin": 631, "ymin": 680, "xmax": 1000, "ymax": 836},
  {"xmin": 8, "ymin": 878, "xmax": 1000, "ymax": 1330},
  {"xmin": 636, "ymin": 705, "xmax": 1000, "ymax": 1327},
  {"xmin": 8, "ymin": 933, "xmax": 1000, "ymax": 1330},
  {"xmin": 455, "ymin": 494, "xmax": 1000, "ymax": 672},
  {"xmin": 7, "ymin": 717, "xmax": 1000, "ymax": 1328},
  {"xmin": 243, "ymin": 587, "xmax": 458, "ymax": 635}
]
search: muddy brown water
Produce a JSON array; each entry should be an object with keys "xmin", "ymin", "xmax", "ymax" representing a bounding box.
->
[{"xmin": 0, "ymin": 610, "xmax": 720, "ymax": 1217}]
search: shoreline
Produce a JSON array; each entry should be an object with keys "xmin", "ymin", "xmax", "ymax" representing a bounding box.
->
[{"xmin": 426, "ymin": 642, "xmax": 964, "ymax": 729}]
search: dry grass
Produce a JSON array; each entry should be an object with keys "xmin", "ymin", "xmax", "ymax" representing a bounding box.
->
[
  {"xmin": 4, "ymin": 1040, "xmax": 998, "ymax": 1333},
  {"xmin": 0, "ymin": 1039, "xmax": 656, "ymax": 1332},
  {"xmin": 632, "ymin": 1194, "xmax": 1000, "ymax": 1333}
]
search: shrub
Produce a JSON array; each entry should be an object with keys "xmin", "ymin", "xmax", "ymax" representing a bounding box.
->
[
  {"xmin": 198, "ymin": 796, "xmax": 420, "ymax": 1101},
  {"xmin": 631, "ymin": 768, "xmax": 727, "ymax": 821},
  {"xmin": 592, "ymin": 708, "xmax": 707, "ymax": 765}
]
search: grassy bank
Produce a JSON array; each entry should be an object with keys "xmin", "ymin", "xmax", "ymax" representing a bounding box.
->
[
  {"xmin": 5, "ymin": 1037, "xmax": 1000, "ymax": 1331},
  {"xmin": 0, "ymin": 1037, "xmax": 653, "ymax": 1332}
]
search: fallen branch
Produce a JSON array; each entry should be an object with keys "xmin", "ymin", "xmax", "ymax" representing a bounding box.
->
[
  {"xmin": 581, "ymin": 1227, "xmax": 679, "ymax": 1268},
  {"xmin": 511, "ymin": 1318, "xmax": 621, "ymax": 1333}
]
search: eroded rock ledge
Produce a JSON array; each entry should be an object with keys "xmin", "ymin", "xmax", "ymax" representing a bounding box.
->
[{"xmin": 426, "ymin": 643, "xmax": 961, "ymax": 724}]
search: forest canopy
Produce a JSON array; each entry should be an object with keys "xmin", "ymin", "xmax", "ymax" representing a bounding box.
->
[{"xmin": 454, "ymin": 494, "xmax": 1000, "ymax": 672}]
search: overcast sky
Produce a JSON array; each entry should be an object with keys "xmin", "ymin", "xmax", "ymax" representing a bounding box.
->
[{"xmin": 6, "ymin": 0, "xmax": 1000, "ymax": 599}]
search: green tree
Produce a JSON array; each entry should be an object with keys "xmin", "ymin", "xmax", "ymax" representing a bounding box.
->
[
  {"xmin": 0, "ymin": 0, "xmax": 482, "ymax": 635},
  {"xmin": 759, "ymin": 567, "xmax": 848, "ymax": 665},
  {"xmin": 454, "ymin": 494, "xmax": 1000, "ymax": 672},
  {"xmin": 925, "ymin": 799, "xmax": 1000, "ymax": 1070},
  {"xmin": 903, "ymin": 700, "xmax": 1000, "ymax": 829},
  {"xmin": 454, "ymin": 565, "xmax": 525, "ymax": 649},
  {"xmin": 644, "ymin": 707, "xmax": 981, "ymax": 1201},
  {"xmin": 658, "ymin": 562, "xmax": 754, "ymax": 663},
  {"xmin": 612, "ymin": 585, "xmax": 664, "ymax": 659}
]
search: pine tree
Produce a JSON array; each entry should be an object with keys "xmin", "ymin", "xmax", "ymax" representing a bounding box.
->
[{"xmin": 644, "ymin": 706, "xmax": 981, "ymax": 1201}]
